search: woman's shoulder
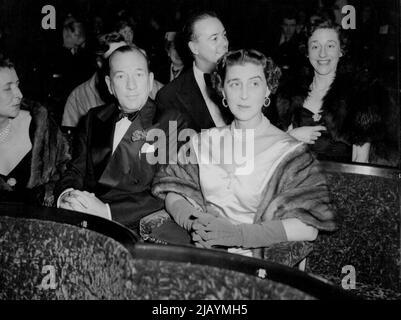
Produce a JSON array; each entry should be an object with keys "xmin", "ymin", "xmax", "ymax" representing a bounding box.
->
[
  {"xmin": 264, "ymin": 121, "xmax": 298, "ymax": 142},
  {"xmin": 11, "ymin": 109, "xmax": 32, "ymax": 128},
  {"xmin": 18, "ymin": 109, "xmax": 32, "ymax": 121}
]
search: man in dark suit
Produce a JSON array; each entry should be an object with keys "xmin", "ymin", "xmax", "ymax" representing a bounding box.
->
[
  {"xmin": 155, "ymin": 11, "xmax": 230, "ymax": 132},
  {"xmin": 56, "ymin": 45, "xmax": 184, "ymax": 230}
]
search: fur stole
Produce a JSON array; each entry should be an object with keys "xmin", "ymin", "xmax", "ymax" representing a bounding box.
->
[
  {"xmin": 152, "ymin": 141, "xmax": 337, "ymax": 258},
  {"xmin": 276, "ymin": 72, "xmax": 384, "ymax": 146}
]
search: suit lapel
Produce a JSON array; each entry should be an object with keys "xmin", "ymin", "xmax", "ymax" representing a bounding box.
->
[
  {"xmin": 177, "ymin": 69, "xmax": 215, "ymax": 130},
  {"xmin": 97, "ymin": 100, "xmax": 157, "ymax": 189},
  {"xmin": 91, "ymin": 103, "xmax": 119, "ymax": 180}
]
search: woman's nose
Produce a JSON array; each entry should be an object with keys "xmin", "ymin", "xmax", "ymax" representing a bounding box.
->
[{"xmin": 319, "ymin": 46, "xmax": 327, "ymax": 58}]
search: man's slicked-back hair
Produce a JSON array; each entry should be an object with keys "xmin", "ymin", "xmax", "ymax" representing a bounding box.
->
[
  {"xmin": 105, "ymin": 44, "xmax": 151, "ymax": 76},
  {"xmin": 0, "ymin": 54, "xmax": 14, "ymax": 70},
  {"xmin": 182, "ymin": 10, "xmax": 219, "ymax": 44}
]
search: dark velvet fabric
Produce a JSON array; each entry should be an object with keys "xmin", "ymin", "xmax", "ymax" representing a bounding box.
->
[{"xmin": 0, "ymin": 215, "xmax": 316, "ymax": 300}]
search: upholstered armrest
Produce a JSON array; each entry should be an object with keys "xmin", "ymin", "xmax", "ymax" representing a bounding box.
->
[
  {"xmin": 139, "ymin": 210, "xmax": 172, "ymax": 245},
  {"xmin": 139, "ymin": 210, "xmax": 192, "ymax": 245},
  {"xmin": 261, "ymin": 241, "xmax": 314, "ymax": 267}
]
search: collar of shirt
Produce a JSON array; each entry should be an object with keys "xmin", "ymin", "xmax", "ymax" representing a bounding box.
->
[
  {"xmin": 192, "ymin": 63, "xmax": 226, "ymax": 127},
  {"xmin": 112, "ymin": 117, "xmax": 132, "ymax": 153},
  {"xmin": 193, "ymin": 62, "xmax": 207, "ymax": 93}
]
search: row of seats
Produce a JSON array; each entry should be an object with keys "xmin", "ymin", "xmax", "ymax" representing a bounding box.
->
[{"xmin": 0, "ymin": 161, "xmax": 399, "ymax": 299}]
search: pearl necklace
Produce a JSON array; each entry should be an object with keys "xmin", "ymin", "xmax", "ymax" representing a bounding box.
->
[{"xmin": 0, "ymin": 120, "xmax": 11, "ymax": 143}]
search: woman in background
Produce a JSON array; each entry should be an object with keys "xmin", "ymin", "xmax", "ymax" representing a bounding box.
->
[
  {"xmin": 276, "ymin": 20, "xmax": 384, "ymax": 163},
  {"xmin": 0, "ymin": 56, "xmax": 70, "ymax": 206}
]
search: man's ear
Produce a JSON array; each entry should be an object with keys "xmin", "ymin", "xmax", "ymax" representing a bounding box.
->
[
  {"xmin": 188, "ymin": 41, "xmax": 198, "ymax": 56},
  {"xmin": 105, "ymin": 75, "xmax": 114, "ymax": 95},
  {"xmin": 148, "ymin": 72, "xmax": 154, "ymax": 91}
]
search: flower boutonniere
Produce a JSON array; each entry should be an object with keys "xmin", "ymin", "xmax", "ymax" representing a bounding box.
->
[
  {"xmin": 131, "ymin": 129, "xmax": 148, "ymax": 142},
  {"xmin": 7, "ymin": 177, "xmax": 17, "ymax": 188},
  {"xmin": 131, "ymin": 121, "xmax": 162, "ymax": 143}
]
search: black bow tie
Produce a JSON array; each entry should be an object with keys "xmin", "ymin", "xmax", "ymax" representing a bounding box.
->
[
  {"xmin": 203, "ymin": 73, "xmax": 213, "ymax": 88},
  {"xmin": 118, "ymin": 110, "xmax": 139, "ymax": 122}
]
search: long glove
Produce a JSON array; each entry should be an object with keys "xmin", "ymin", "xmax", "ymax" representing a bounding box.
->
[
  {"xmin": 167, "ymin": 196, "xmax": 220, "ymax": 231},
  {"xmin": 192, "ymin": 212, "xmax": 287, "ymax": 249}
]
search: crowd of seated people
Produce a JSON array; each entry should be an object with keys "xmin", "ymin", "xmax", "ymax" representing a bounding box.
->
[{"xmin": 0, "ymin": 0, "xmax": 399, "ymax": 266}]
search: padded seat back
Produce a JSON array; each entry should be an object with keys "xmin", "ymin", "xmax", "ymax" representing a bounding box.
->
[
  {"xmin": 307, "ymin": 162, "xmax": 400, "ymax": 292},
  {"xmin": 0, "ymin": 206, "xmax": 354, "ymax": 300}
]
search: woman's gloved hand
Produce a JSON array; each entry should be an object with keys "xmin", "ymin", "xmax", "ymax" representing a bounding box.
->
[{"xmin": 191, "ymin": 211, "xmax": 243, "ymax": 248}]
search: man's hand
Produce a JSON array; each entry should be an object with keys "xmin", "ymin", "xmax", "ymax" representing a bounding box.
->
[
  {"xmin": 59, "ymin": 189, "xmax": 89, "ymax": 213},
  {"xmin": 59, "ymin": 190, "xmax": 110, "ymax": 220}
]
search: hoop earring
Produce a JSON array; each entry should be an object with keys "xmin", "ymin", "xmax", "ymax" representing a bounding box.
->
[
  {"xmin": 263, "ymin": 97, "xmax": 270, "ymax": 107},
  {"xmin": 222, "ymin": 97, "xmax": 229, "ymax": 108}
]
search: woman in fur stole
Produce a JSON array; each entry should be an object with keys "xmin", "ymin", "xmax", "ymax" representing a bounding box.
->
[
  {"xmin": 0, "ymin": 56, "xmax": 70, "ymax": 206},
  {"xmin": 146, "ymin": 49, "xmax": 337, "ymax": 260},
  {"xmin": 275, "ymin": 20, "xmax": 385, "ymax": 164}
]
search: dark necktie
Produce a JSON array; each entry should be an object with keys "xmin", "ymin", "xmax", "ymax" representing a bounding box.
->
[
  {"xmin": 204, "ymin": 72, "xmax": 217, "ymax": 100},
  {"xmin": 118, "ymin": 110, "xmax": 139, "ymax": 122}
]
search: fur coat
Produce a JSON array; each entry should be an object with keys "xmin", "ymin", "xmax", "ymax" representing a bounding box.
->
[
  {"xmin": 151, "ymin": 141, "xmax": 337, "ymax": 260},
  {"xmin": 0, "ymin": 99, "xmax": 71, "ymax": 206},
  {"xmin": 275, "ymin": 72, "xmax": 385, "ymax": 146}
]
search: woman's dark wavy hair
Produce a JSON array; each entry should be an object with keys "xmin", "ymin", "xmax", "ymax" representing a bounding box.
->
[
  {"xmin": 305, "ymin": 19, "xmax": 348, "ymax": 55},
  {"xmin": 212, "ymin": 49, "xmax": 282, "ymax": 97}
]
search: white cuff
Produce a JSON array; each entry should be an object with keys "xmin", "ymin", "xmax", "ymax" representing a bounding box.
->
[
  {"xmin": 105, "ymin": 204, "xmax": 112, "ymax": 220},
  {"xmin": 57, "ymin": 188, "xmax": 74, "ymax": 208}
]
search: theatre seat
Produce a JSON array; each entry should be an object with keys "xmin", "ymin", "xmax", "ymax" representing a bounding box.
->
[
  {"xmin": 306, "ymin": 162, "xmax": 401, "ymax": 299},
  {"xmin": 0, "ymin": 204, "xmax": 354, "ymax": 300}
]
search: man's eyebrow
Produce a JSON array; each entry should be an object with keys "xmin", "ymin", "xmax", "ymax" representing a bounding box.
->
[
  {"xmin": 207, "ymin": 29, "xmax": 226, "ymax": 38},
  {"xmin": 1, "ymin": 81, "xmax": 15, "ymax": 87},
  {"xmin": 113, "ymin": 67, "xmax": 146, "ymax": 73}
]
